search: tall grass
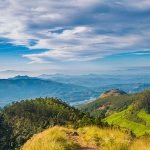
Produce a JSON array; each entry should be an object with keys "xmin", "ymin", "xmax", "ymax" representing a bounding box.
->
[
  {"xmin": 22, "ymin": 126, "xmax": 80, "ymax": 150},
  {"xmin": 22, "ymin": 126, "xmax": 150, "ymax": 150},
  {"xmin": 130, "ymin": 138, "xmax": 150, "ymax": 150},
  {"xmin": 78, "ymin": 126, "xmax": 131, "ymax": 150}
]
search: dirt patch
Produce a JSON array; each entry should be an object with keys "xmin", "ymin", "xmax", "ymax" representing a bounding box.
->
[{"xmin": 67, "ymin": 132, "xmax": 97, "ymax": 150}]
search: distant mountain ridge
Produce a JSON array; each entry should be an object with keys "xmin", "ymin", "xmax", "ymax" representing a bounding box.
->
[
  {"xmin": 0, "ymin": 75, "xmax": 150, "ymax": 107},
  {"xmin": 9, "ymin": 75, "xmax": 35, "ymax": 80},
  {"xmin": 0, "ymin": 76, "xmax": 97, "ymax": 107}
]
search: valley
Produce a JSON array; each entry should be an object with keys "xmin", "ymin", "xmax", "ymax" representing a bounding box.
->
[{"xmin": 0, "ymin": 74, "xmax": 150, "ymax": 107}]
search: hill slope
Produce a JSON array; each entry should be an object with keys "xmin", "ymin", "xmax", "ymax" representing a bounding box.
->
[
  {"xmin": 103, "ymin": 90, "xmax": 150, "ymax": 136},
  {"xmin": 1, "ymin": 98, "xmax": 92, "ymax": 149},
  {"xmin": 79, "ymin": 90, "xmax": 138, "ymax": 117},
  {"xmin": 22, "ymin": 126, "xmax": 131, "ymax": 150},
  {"xmin": 22, "ymin": 126, "xmax": 150, "ymax": 150},
  {"xmin": 79, "ymin": 89, "xmax": 150, "ymax": 137}
]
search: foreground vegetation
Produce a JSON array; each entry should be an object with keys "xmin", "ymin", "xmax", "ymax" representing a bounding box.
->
[
  {"xmin": 22, "ymin": 126, "xmax": 150, "ymax": 150},
  {"xmin": 0, "ymin": 97, "xmax": 101, "ymax": 150},
  {"xmin": 1, "ymin": 89, "xmax": 150, "ymax": 149}
]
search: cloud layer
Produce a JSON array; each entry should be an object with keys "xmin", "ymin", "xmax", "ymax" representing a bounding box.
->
[{"xmin": 0, "ymin": 0, "xmax": 150, "ymax": 63}]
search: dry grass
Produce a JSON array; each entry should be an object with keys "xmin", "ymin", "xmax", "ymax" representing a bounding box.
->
[
  {"xmin": 130, "ymin": 138, "xmax": 150, "ymax": 150},
  {"xmin": 22, "ymin": 126, "xmax": 80, "ymax": 150},
  {"xmin": 78, "ymin": 126, "xmax": 131, "ymax": 150},
  {"xmin": 22, "ymin": 126, "xmax": 150, "ymax": 150}
]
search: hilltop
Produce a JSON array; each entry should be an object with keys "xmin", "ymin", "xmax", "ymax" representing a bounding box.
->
[{"xmin": 99, "ymin": 89, "xmax": 127, "ymax": 98}]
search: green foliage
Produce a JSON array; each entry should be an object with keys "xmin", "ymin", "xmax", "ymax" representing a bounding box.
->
[
  {"xmin": 78, "ymin": 89, "xmax": 150, "ymax": 137},
  {"xmin": 79, "ymin": 93, "xmax": 139, "ymax": 117},
  {"xmin": 103, "ymin": 90, "xmax": 150, "ymax": 137},
  {"xmin": 134, "ymin": 90, "xmax": 150, "ymax": 112},
  {"xmin": 0, "ymin": 113, "xmax": 13, "ymax": 150},
  {"xmin": 137, "ymin": 109, "xmax": 150, "ymax": 126},
  {"xmin": 2, "ymin": 97, "xmax": 95, "ymax": 149},
  {"xmin": 103, "ymin": 109, "xmax": 150, "ymax": 137},
  {"xmin": 2, "ymin": 89, "xmax": 150, "ymax": 149}
]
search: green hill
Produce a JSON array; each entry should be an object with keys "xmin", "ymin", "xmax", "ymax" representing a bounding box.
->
[
  {"xmin": 79, "ymin": 90, "xmax": 137, "ymax": 117},
  {"xmin": 0, "ymin": 98, "xmax": 94, "ymax": 150},
  {"xmin": 103, "ymin": 90, "xmax": 150, "ymax": 136},
  {"xmin": 80, "ymin": 89, "xmax": 150, "ymax": 137}
]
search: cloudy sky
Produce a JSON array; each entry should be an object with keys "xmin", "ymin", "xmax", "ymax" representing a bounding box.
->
[{"xmin": 0, "ymin": 0, "xmax": 150, "ymax": 77}]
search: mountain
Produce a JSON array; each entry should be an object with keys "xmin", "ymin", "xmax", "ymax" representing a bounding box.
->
[
  {"xmin": 38, "ymin": 74, "xmax": 150, "ymax": 88},
  {"xmin": 0, "ymin": 76, "xmax": 98, "ymax": 107},
  {"xmin": 9, "ymin": 75, "xmax": 34, "ymax": 80},
  {"xmin": 1, "ymin": 75, "xmax": 150, "ymax": 107},
  {"xmin": 80, "ymin": 89, "xmax": 150, "ymax": 137},
  {"xmin": 99, "ymin": 89, "xmax": 127, "ymax": 98},
  {"xmin": 103, "ymin": 90, "xmax": 150, "ymax": 136}
]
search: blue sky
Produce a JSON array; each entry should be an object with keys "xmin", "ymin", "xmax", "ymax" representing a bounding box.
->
[{"xmin": 0, "ymin": 0, "xmax": 150, "ymax": 78}]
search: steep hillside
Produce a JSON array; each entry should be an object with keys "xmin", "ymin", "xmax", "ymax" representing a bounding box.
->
[
  {"xmin": 103, "ymin": 90, "xmax": 150, "ymax": 136},
  {"xmin": 1, "ymin": 98, "xmax": 93, "ymax": 149},
  {"xmin": 79, "ymin": 90, "xmax": 138, "ymax": 117},
  {"xmin": 79, "ymin": 89, "xmax": 150, "ymax": 119}
]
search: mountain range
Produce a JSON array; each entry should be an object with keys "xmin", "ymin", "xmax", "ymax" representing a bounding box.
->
[{"xmin": 0, "ymin": 74, "xmax": 150, "ymax": 107}]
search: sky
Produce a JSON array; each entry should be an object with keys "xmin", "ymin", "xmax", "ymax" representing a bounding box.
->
[{"xmin": 0, "ymin": 0, "xmax": 150, "ymax": 78}]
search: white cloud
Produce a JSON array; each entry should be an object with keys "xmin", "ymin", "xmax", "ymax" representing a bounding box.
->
[
  {"xmin": 121, "ymin": 0, "xmax": 150, "ymax": 10},
  {"xmin": 0, "ymin": 0, "xmax": 150, "ymax": 63}
]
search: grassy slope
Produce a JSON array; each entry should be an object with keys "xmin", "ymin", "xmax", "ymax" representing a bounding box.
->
[
  {"xmin": 22, "ymin": 126, "xmax": 150, "ymax": 150},
  {"xmin": 80, "ymin": 90, "xmax": 150, "ymax": 137},
  {"xmin": 103, "ymin": 106, "xmax": 150, "ymax": 136},
  {"xmin": 22, "ymin": 126, "xmax": 80, "ymax": 150},
  {"xmin": 79, "ymin": 93, "xmax": 138, "ymax": 116},
  {"xmin": 137, "ymin": 109, "xmax": 150, "ymax": 126}
]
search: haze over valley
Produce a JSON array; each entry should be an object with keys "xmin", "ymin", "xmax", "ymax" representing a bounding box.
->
[{"xmin": 0, "ymin": 73, "xmax": 150, "ymax": 107}]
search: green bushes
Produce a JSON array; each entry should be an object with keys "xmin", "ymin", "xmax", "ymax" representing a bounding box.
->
[
  {"xmin": 1, "ymin": 97, "xmax": 98, "ymax": 149},
  {"xmin": 0, "ymin": 114, "xmax": 13, "ymax": 150}
]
